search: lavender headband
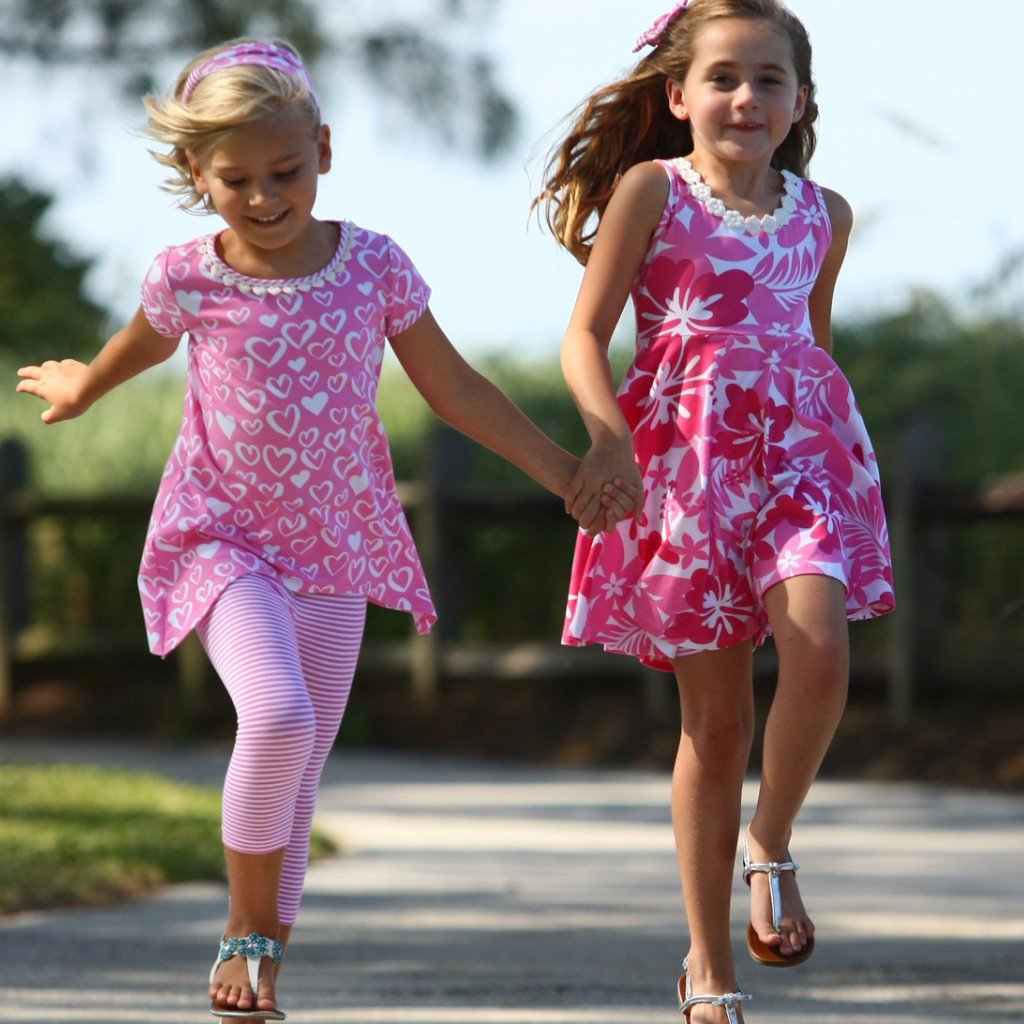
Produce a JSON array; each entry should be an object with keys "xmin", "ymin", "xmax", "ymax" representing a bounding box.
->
[
  {"xmin": 633, "ymin": 1, "xmax": 691, "ymax": 52},
  {"xmin": 181, "ymin": 41, "xmax": 319, "ymax": 111}
]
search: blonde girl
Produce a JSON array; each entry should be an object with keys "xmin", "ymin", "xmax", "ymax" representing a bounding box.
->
[
  {"xmin": 537, "ymin": 2, "xmax": 894, "ymax": 1020},
  {"xmin": 17, "ymin": 38, "xmax": 635, "ymax": 1020}
]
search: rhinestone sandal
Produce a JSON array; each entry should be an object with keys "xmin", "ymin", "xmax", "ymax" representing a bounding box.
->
[
  {"xmin": 209, "ymin": 931, "xmax": 286, "ymax": 1020},
  {"xmin": 742, "ymin": 835, "xmax": 814, "ymax": 967},
  {"xmin": 677, "ymin": 957, "xmax": 750, "ymax": 1022}
]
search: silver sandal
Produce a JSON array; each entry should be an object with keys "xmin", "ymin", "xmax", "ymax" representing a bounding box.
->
[
  {"xmin": 742, "ymin": 835, "xmax": 815, "ymax": 967},
  {"xmin": 209, "ymin": 932, "xmax": 286, "ymax": 1020},
  {"xmin": 677, "ymin": 957, "xmax": 750, "ymax": 1023}
]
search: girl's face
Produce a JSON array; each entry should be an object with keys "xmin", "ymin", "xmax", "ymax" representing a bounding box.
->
[
  {"xmin": 667, "ymin": 17, "xmax": 808, "ymax": 170},
  {"xmin": 189, "ymin": 112, "xmax": 331, "ymax": 264}
]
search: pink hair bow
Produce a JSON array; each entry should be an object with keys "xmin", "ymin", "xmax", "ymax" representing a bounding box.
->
[
  {"xmin": 181, "ymin": 41, "xmax": 319, "ymax": 110},
  {"xmin": 633, "ymin": 1, "xmax": 691, "ymax": 52}
]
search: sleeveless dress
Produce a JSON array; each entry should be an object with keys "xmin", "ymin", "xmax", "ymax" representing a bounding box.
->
[
  {"xmin": 139, "ymin": 220, "xmax": 436, "ymax": 656},
  {"xmin": 563, "ymin": 158, "xmax": 895, "ymax": 671}
]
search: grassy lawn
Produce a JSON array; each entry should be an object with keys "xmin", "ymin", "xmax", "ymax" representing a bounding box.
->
[{"xmin": 0, "ymin": 763, "xmax": 337, "ymax": 916}]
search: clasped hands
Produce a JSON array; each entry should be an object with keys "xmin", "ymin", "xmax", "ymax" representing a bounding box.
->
[{"xmin": 564, "ymin": 442, "xmax": 643, "ymax": 538}]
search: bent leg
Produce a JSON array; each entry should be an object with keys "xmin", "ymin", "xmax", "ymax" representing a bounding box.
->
[
  {"xmin": 746, "ymin": 573, "xmax": 848, "ymax": 958},
  {"xmin": 672, "ymin": 642, "xmax": 755, "ymax": 1022}
]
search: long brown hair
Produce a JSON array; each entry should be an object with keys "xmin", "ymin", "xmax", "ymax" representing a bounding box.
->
[{"xmin": 534, "ymin": 0, "xmax": 818, "ymax": 264}]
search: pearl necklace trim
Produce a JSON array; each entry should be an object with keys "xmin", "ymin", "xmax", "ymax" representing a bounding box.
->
[
  {"xmin": 198, "ymin": 220, "xmax": 355, "ymax": 296},
  {"xmin": 670, "ymin": 157, "xmax": 801, "ymax": 235}
]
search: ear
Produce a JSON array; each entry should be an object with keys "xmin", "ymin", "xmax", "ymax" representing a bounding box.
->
[
  {"xmin": 666, "ymin": 78, "xmax": 689, "ymax": 122},
  {"xmin": 187, "ymin": 150, "xmax": 210, "ymax": 197},
  {"xmin": 792, "ymin": 84, "xmax": 810, "ymax": 124},
  {"xmin": 317, "ymin": 125, "xmax": 332, "ymax": 174}
]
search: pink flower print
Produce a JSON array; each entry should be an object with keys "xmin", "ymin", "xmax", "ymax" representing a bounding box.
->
[
  {"xmin": 639, "ymin": 257, "xmax": 754, "ymax": 338},
  {"xmin": 669, "ymin": 563, "xmax": 751, "ymax": 646},
  {"xmin": 713, "ymin": 384, "xmax": 794, "ymax": 466},
  {"xmin": 622, "ymin": 347, "xmax": 713, "ymax": 457}
]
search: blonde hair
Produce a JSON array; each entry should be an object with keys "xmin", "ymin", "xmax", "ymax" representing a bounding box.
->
[
  {"xmin": 142, "ymin": 38, "xmax": 321, "ymax": 212},
  {"xmin": 534, "ymin": 0, "xmax": 818, "ymax": 263}
]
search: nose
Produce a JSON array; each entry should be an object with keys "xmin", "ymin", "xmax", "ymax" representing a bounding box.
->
[
  {"xmin": 248, "ymin": 176, "xmax": 279, "ymax": 205},
  {"xmin": 733, "ymin": 80, "xmax": 758, "ymax": 107}
]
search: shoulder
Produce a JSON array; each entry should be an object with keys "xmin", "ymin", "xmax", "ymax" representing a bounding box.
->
[
  {"xmin": 604, "ymin": 161, "xmax": 672, "ymax": 231},
  {"xmin": 817, "ymin": 185, "xmax": 854, "ymax": 239},
  {"xmin": 615, "ymin": 161, "xmax": 672, "ymax": 209}
]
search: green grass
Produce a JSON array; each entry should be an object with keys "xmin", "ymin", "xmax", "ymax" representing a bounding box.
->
[{"xmin": 0, "ymin": 763, "xmax": 338, "ymax": 916}]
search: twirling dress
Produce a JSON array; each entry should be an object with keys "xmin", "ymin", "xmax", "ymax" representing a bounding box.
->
[
  {"xmin": 563, "ymin": 158, "xmax": 895, "ymax": 671},
  {"xmin": 138, "ymin": 220, "xmax": 436, "ymax": 656}
]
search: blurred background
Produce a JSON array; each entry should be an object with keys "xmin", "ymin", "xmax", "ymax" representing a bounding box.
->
[{"xmin": 1, "ymin": 0, "xmax": 1022, "ymax": 789}]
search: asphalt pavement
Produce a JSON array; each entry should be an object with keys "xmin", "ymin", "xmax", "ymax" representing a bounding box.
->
[{"xmin": 1, "ymin": 738, "xmax": 1022, "ymax": 1023}]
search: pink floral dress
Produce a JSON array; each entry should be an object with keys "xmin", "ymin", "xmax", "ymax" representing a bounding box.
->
[
  {"xmin": 139, "ymin": 220, "xmax": 436, "ymax": 656},
  {"xmin": 563, "ymin": 158, "xmax": 895, "ymax": 671}
]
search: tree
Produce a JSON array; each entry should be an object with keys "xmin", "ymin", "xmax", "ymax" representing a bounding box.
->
[
  {"xmin": 0, "ymin": 0, "xmax": 516, "ymax": 159},
  {"xmin": 0, "ymin": 179, "xmax": 108, "ymax": 364}
]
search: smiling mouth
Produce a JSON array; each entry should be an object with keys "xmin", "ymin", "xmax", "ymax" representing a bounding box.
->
[{"xmin": 250, "ymin": 211, "xmax": 289, "ymax": 225}]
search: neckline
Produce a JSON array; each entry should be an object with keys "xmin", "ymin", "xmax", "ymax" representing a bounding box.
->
[
  {"xmin": 198, "ymin": 220, "xmax": 355, "ymax": 296},
  {"xmin": 669, "ymin": 157, "xmax": 802, "ymax": 236}
]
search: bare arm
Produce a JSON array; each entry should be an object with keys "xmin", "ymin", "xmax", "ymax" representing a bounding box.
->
[
  {"xmin": 560, "ymin": 161, "xmax": 669, "ymax": 525},
  {"xmin": 808, "ymin": 187, "xmax": 854, "ymax": 356},
  {"xmin": 16, "ymin": 306, "xmax": 181, "ymax": 423},
  {"xmin": 389, "ymin": 307, "xmax": 581, "ymax": 500}
]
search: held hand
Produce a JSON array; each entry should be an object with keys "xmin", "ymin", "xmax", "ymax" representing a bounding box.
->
[
  {"xmin": 16, "ymin": 359, "xmax": 92, "ymax": 423},
  {"xmin": 598, "ymin": 476, "xmax": 643, "ymax": 532},
  {"xmin": 565, "ymin": 442, "xmax": 642, "ymax": 537}
]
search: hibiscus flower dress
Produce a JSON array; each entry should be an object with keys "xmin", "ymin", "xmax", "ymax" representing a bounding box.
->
[{"xmin": 563, "ymin": 158, "xmax": 895, "ymax": 671}]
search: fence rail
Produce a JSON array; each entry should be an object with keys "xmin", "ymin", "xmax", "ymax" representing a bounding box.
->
[{"xmin": 3, "ymin": 420, "xmax": 1024, "ymax": 727}]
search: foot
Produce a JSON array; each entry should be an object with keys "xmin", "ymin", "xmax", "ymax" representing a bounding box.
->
[
  {"xmin": 744, "ymin": 833, "xmax": 814, "ymax": 961},
  {"xmin": 209, "ymin": 931, "xmax": 282, "ymax": 1018},
  {"xmin": 678, "ymin": 956, "xmax": 749, "ymax": 1024}
]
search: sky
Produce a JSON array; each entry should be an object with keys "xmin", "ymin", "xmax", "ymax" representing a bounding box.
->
[{"xmin": 4, "ymin": 0, "xmax": 1022, "ymax": 361}]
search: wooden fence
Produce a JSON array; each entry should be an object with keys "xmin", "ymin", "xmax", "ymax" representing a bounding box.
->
[{"xmin": 3, "ymin": 419, "xmax": 1024, "ymax": 727}]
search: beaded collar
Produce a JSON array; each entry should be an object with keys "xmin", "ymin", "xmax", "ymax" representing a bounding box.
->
[
  {"xmin": 669, "ymin": 157, "xmax": 802, "ymax": 236},
  {"xmin": 198, "ymin": 219, "xmax": 355, "ymax": 296}
]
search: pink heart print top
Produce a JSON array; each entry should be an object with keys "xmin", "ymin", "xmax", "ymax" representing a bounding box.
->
[{"xmin": 139, "ymin": 220, "xmax": 436, "ymax": 656}]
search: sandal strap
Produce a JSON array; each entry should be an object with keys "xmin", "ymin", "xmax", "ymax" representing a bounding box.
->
[
  {"xmin": 217, "ymin": 932, "xmax": 284, "ymax": 966},
  {"xmin": 680, "ymin": 990, "xmax": 751, "ymax": 1023},
  {"xmin": 742, "ymin": 838, "xmax": 799, "ymax": 932}
]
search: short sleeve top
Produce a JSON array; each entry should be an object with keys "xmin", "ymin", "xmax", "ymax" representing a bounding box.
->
[{"xmin": 138, "ymin": 220, "xmax": 436, "ymax": 655}]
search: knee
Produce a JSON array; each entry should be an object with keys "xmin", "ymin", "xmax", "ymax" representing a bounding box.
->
[
  {"xmin": 788, "ymin": 628, "xmax": 849, "ymax": 698},
  {"xmin": 684, "ymin": 706, "xmax": 755, "ymax": 771},
  {"xmin": 237, "ymin": 695, "xmax": 317, "ymax": 754}
]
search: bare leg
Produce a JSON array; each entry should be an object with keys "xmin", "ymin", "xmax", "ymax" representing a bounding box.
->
[
  {"xmin": 746, "ymin": 575, "xmax": 848, "ymax": 958},
  {"xmin": 209, "ymin": 846, "xmax": 286, "ymax": 1016},
  {"xmin": 672, "ymin": 642, "xmax": 755, "ymax": 1023}
]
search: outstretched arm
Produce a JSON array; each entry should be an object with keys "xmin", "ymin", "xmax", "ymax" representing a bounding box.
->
[
  {"xmin": 16, "ymin": 306, "xmax": 181, "ymax": 423},
  {"xmin": 389, "ymin": 308, "xmax": 636, "ymax": 534},
  {"xmin": 560, "ymin": 161, "xmax": 669, "ymax": 526}
]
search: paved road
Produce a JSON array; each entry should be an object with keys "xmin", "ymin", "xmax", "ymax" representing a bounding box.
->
[{"xmin": 1, "ymin": 739, "xmax": 1022, "ymax": 1023}]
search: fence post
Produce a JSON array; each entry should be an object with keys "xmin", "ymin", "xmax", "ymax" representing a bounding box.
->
[
  {"xmin": 0, "ymin": 439, "xmax": 30, "ymax": 720},
  {"xmin": 886, "ymin": 415, "xmax": 945, "ymax": 724},
  {"xmin": 409, "ymin": 425, "xmax": 473, "ymax": 706}
]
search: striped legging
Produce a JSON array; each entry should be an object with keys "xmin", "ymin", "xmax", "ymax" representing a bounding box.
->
[{"xmin": 196, "ymin": 573, "xmax": 367, "ymax": 925}]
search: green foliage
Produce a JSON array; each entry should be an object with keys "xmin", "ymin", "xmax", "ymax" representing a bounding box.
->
[
  {"xmin": 835, "ymin": 293, "xmax": 1024, "ymax": 482},
  {"xmin": 0, "ymin": 762, "xmax": 336, "ymax": 914},
  {"xmin": 0, "ymin": 0, "xmax": 516, "ymax": 158},
  {"xmin": 0, "ymin": 762, "xmax": 220, "ymax": 914},
  {"xmin": 0, "ymin": 179, "xmax": 108, "ymax": 364}
]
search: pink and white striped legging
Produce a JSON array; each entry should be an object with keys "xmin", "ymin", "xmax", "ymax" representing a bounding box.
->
[{"xmin": 196, "ymin": 574, "xmax": 367, "ymax": 925}]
